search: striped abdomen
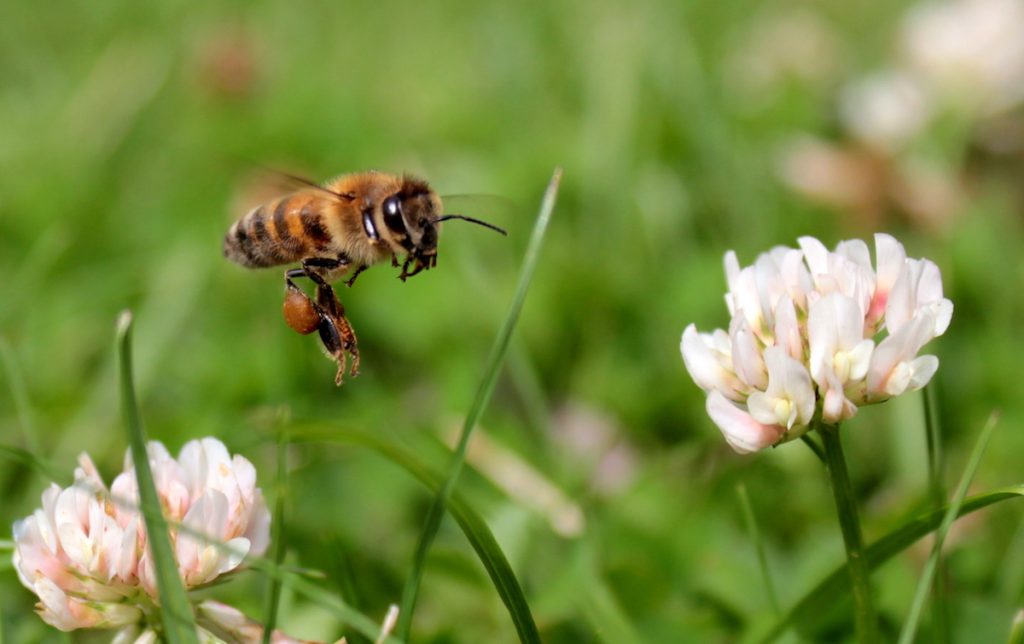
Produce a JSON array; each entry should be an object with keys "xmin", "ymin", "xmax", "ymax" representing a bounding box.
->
[{"xmin": 223, "ymin": 193, "xmax": 336, "ymax": 268}]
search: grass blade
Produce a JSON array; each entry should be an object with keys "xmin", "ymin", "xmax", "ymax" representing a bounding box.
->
[
  {"xmin": 898, "ymin": 412, "xmax": 1000, "ymax": 644},
  {"xmin": 292, "ymin": 425, "xmax": 542, "ymax": 643},
  {"xmin": 0, "ymin": 335, "xmax": 39, "ymax": 452},
  {"xmin": 1009, "ymin": 609, "xmax": 1024, "ymax": 644},
  {"xmin": 396, "ymin": 168, "xmax": 561, "ymax": 640},
  {"xmin": 758, "ymin": 481, "xmax": 1024, "ymax": 642},
  {"xmin": 921, "ymin": 385, "xmax": 949, "ymax": 641},
  {"xmin": 262, "ymin": 424, "xmax": 290, "ymax": 643},
  {"xmin": 117, "ymin": 311, "xmax": 198, "ymax": 644},
  {"xmin": 736, "ymin": 483, "xmax": 780, "ymax": 616}
]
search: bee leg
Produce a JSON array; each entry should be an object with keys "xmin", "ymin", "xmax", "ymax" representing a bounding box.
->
[
  {"xmin": 399, "ymin": 256, "xmax": 427, "ymax": 281},
  {"xmin": 344, "ymin": 265, "xmax": 368, "ymax": 288},
  {"xmin": 285, "ymin": 265, "xmax": 360, "ymax": 385},
  {"xmin": 312, "ymin": 280, "xmax": 359, "ymax": 383},
  {"xmin": 391, "ymin": 254, "xmax": 400, "ymax": 268}
]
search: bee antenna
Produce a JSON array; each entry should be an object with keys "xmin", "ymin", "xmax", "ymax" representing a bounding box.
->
[{"xmin": 433, "ymin": 214, "xmax": 508, "ymax": 236}]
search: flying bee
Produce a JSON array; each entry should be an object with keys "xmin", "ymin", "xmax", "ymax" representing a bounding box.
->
[{"xmin": 223, "ymin": 171, "xmax": 507, "ymax": 385}]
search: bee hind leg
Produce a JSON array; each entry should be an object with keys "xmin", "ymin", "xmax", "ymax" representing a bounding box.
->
[{"xmin": 284, "ymin": 265, "xmax": 360, "ymax": 385}]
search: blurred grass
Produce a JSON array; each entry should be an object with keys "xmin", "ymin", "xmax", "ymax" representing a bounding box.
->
[{"xmin": 2, "ymin": 0, "xmax": 1024, "ymax": 641}]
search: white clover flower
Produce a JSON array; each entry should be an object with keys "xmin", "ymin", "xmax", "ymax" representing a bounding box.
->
[
  {"xmin": 12, "ymin": 437, "xmax": 270, "ymax": 633},
  {"xmin": 681, "ymin": 234, "xmax": 952, "ymax": 453}
]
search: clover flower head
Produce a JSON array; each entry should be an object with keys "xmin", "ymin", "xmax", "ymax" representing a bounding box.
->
[
  {"xmin": 681, "ymin": 234, "xmax": 952, "ymax": 453},
  {"xmin": 12, "ymin": 437, "xmax": 271, "ymax": 632}
]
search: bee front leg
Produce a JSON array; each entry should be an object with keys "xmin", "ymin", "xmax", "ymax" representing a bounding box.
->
[{"xmin": 344, "ymin": 265, "xmax": 368, "ymax": 288}]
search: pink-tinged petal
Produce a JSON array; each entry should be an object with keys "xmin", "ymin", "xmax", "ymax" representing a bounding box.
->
[
  {"xmin": 748, "ymin": 347, "xmax": 815, "ymax": 430},
  {"xmin": 116, "ymin": 519, "xmax": 139, "ymax": 583},
  {"xmin": 874, "ymin": 233, "xmax": 906, "ymax": 296},
  {"xmin": 885, "ymin": 258, "xmax": 950, "ymax": 337},
  {"xmin": 836, "ymin": 238, "xmax": 872, "ymax": 271},
  {"xmin": 216, "ymin": 537, "xmax": 250, "ymax": 576},
  {"xmin": 772, "ymin": 351, "xmax": 816, "ymax": 427},
  {"xmin": 848, "ymin": 339, "xmax": 875, "ymax": 382},
  {"xmin": 866, "ymin": 312, "xmax": 936, "ymax": 399},
  {"xmin": 730, "ymin": 319, "xmax": 767, "ymax": 390},
  {"xmin": 244, "ymin": 491, "xmax": 272, "ymax": 558},
  {"xmin": 54, "ymin": 488, "xmax": 93, "ymax": 572},
  {"xmin": 833, "ymin": 295, "xmax": 867, "ymax": 349},
  {"xmin": 680, "ymin": 324, "xmax": 745, "ymax": 400},
  {"xmin": 746, "ymin": 392, "xmax": 778, "ymax": 426},
  {"xmin": 778, "ymin": 247, "xmax": 813, "ymax": 310},
  {"xmin": 724, "ymin": 250, "xmax": 741, "ymax": 294},
  {"xmin": 706, "ymin": 391, "xmax": 785, "ymax": 454},
  {"xmin": 754, "ymin": 253, "xmax": 787, "ymax": 328},
  {"xmin": 731, "ymin": 266, "xmax": 766, "ymax": 333},
  {"xmin": 773, "ymin": 295, "xmax": 803, "ymax": 360},
  {"xmin": 798, "ymin": 236, "xmax": 830, "ymax": 280},
  {"xmin": 867, "ymin": 233, "xmax": 906, "ymax": 327},
  {"xmin": 908, "ymin": 355, "xmax": 939, "ymax": 390},
  {"xmin": 932, "ymin": 298, "xmax": 953, "ymax": 337},
  {"xmin": 74, "ymin": 454, "xmax": 107, "ymax": 492},
  {"xmin": 807, "ymin": 295, "xmax": 839, "ymax": 383}
]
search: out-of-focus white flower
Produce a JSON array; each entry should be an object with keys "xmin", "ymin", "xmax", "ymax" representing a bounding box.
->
[
  {"xmin": 902, "ymin": 0, "xmax": 1024, "ymax": 114},
  {"xmin": 681, "ymin": 234, "xmax": 952, "ymax": 453},
  {"xmin": 726, "ymin": 10, "xmax": 842, "ymax": 105},
  {"xmin": 839, "ymin": 71, "xmax": 931, "ymax": 152},
  {"xmin": 12, "ymin": 438, "xmax": 271, "ymax": 633}
]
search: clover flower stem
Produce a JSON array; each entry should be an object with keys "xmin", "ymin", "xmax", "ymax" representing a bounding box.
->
[
  {"xmin": 819, "ymin": 421, "xmax": 878, "ymax": 642},
  {"xmin": 799, "ymin": 434, "xmax": 826, "ymax": 464}
]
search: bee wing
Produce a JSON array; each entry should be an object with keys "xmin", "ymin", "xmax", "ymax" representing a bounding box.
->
[{"xmin": 261, "ymin": 169, "xmax": 355, "ymax": 202}]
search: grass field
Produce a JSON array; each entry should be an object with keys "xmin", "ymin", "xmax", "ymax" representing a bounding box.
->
[{"xmin": 2, "ymin": 0, "xmax": 1024, "ymax": 641}]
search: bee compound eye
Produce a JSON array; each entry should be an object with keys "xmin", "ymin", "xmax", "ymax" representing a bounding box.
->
[{"xmin": 382, "ymin": 195, "xmax": 405, "ymax": 233}]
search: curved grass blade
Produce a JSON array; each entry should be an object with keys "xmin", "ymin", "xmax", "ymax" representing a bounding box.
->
[
  {"xmin": 758, "ymin": 482, "xmax": 1024, "ymax": 643},
  {"xmin": 396, "ymin": 168, "xmax": 562, "ymax": 640},
  {"xmin": 117, "ymin": 311, "xmax": 198, "ymax": 644},
  {"xmin": 898, "ymin": 412, "xmax": 1000, "ymax": 644},
  {"xmin": 0, "ymin": 444, "xmax": 65, "ymax": 482},
  {"xmin": 291, "ymin": 425, "xmax": 542, "ymax": 644}
]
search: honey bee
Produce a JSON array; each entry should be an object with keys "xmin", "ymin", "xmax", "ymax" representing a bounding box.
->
[{"xmin": 223, "ymin": 171, "xmax": 507, "ymax": 385}]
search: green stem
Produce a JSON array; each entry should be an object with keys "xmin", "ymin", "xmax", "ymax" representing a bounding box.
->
[
  {"xmin": 819, "ymin": 422, "xmax": 878, "ymax": 642},
  {"xmin": 736, "ymin": 483, "xmax": 780, "ymax": 616}
]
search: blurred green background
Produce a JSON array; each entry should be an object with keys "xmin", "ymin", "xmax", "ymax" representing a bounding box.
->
[{"xmin": 2, "ymin": 0, "xmax": 1024, "ymax": 641}]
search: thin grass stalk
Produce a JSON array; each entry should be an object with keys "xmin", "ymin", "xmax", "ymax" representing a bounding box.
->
[
  {"xmin": 898, "ymin": 411, "xmax": 1000, "ymax": 644},
  {"xmin": 0, "ymin": 335, "xmax": 39, "ymax": 452},
  {"xmin": 396, "ymin": 168, "xmax": 562, "ymax": 640},
  {"xmin": 117, "ymin": 311, "xmax": 198, "ymax": 643},
  {"xmin": 921, "ymin": 385, "xmax": 949, "ymax": 641},
  {"xmin": 737, "ymin": 483, "xmax": 781, "ymax": 616},
  {"xmin": 262, "ymin": 426, "xmax": 290, "ymax": 643},
  {"xmin": 819, "ymin": 421, "xmax": 877, "ymax": 642}
]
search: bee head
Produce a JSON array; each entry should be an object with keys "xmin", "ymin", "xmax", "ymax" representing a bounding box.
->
[
  {"xmin": 373, "ymin": 175, "xmax": 507, "ymax": 277},
  {"xmin": 375, "ymin": 177, "xmax": 442, "ymax": 260}
]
